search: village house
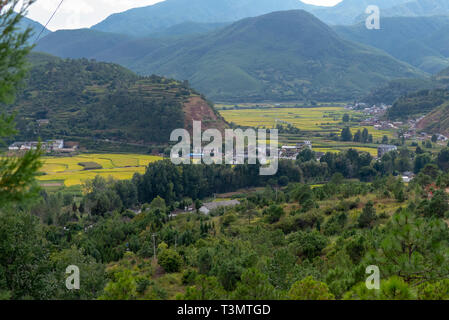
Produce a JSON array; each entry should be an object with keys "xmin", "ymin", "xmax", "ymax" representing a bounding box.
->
[
  {"xmin": 8, "ymin": 139, "xmax": 68, "ymax": 153},
  {"xmin": 378, "ymin": 144, "xmax": 397, "ymax": 158},
  {"xmin": 279, "ymin": 141, "xmax": 313, "ymax": 160},
  {"xmin": 199, "ymin": 200, "xmax": 241, "ymax": 215}
]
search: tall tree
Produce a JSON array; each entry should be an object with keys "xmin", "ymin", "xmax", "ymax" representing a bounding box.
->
[
  {"xmin": 0, "ymin": 0, "xmax": 42, "ymax": 207},
  {"xmin": 340, "ymin": 127, "xmax": 353, "ymax": 142}
]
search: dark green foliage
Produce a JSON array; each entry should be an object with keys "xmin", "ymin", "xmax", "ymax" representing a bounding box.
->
[
  {"xmin": 340, "ymin": 127, "xmax": 353, "ymax": 142},
  {"xmin": 9, "ymin": 55, "xmax": 193, "ymax": 144},
  {"xmin": 437, "ymin": 148, "xmax": 449, "ymax": 171},
  {"xmin": 287, "ymin": 230, "xmax": 328, "ymax": 260},
  {"xmin": 358, "ymin": 201, "xmax": 376, "ymax": 228},
  {"xmin": 362, "ymin": 78, "xmax": 435, "ymax": 105},
  {"xmin": 365, "ymin": 209, "xmax": 449, "ymax": 284},
  {"xmin": 158, "ymin": 248, "xmax": 183, "ymax": 273},
  {"xmin": 264, "ymin": 205, "xmax": 285, "ymax": 224},
  {"xmin": 387, "ymin": 89, "xmax": 449, "ymax": 120}
]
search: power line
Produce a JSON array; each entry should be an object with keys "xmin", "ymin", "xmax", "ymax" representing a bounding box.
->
[{"xmin": 34, "ymin": 0, "xmax": 65, "ymax": 44}]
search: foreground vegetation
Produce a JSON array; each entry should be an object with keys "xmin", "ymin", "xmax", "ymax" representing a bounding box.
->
[
  {"xmin": 3, "ymin": 1, "xmax": 449, "ymax": 302},
  {"xmin": 4, "ymin": 144, "xmax": 449, "ymax": 300}
]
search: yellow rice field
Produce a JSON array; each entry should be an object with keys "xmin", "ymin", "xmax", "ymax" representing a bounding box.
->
[
  {"xmin": 219, "ymin": 107, "xmax": 393, "ymax": 138},
  {"xmin": 219, "ymin": 106, "xmax": 393, "ymax": 156},
  {"xmin": 38, "ymin": 154, "xmax": 162, "ymax": 187},
  {"xmin": 220, "ymin": 107, "xmax": 348, "ymax": 131}
]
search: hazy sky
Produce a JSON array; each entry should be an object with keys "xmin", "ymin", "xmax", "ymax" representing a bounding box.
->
[{"xmin": 26, "ymin": 0, "xmax": 343, "ymax": 31}]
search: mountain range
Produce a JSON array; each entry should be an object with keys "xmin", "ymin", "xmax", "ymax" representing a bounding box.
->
[
  {"xmin": 91, "ymin": 0, "xmax": 415, "ymax": 37},
  {"xmin": 36, "ymin": 10, "xmax": 423, "ymax": 102},
  {"xmin": 19, "ymin": 16, "xmax": 51, "ymax": 43},
  {"xmin": 335, "ymin": 16, "xmax": 449, "ymax": 74},
  {"xmin": 384, "ymin": 0, "xmax": 449, "ymax": 19}
]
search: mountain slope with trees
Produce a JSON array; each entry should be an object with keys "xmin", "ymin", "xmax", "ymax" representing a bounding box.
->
[
  {"xmin": 35, "ymin": 10, "xmax": 425, "ymax": 103},
  {"xmin": 117, "ymin": 10, "xmax": 423, "ymax": 102},
  {"xmin": 91, "ymin": 0, "xmax": 412, "ymax": 37},
  {"xmin": 417, "ymin": 100, "xmax": 449, "ymax": 135},
  {"xmin": 335, "ymin": 16, "xmax": 449, "ymax": 74},
  {"xmin": 7, "ymin": 53, "xmax": 227, "ymax": 147}
]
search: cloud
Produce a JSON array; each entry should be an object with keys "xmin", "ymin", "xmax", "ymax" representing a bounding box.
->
[
  {"xmin": 27, "ymin": 0, "xmax": 163, "ymax": 30},
  {"xmin": 301, "ymin": 0, "xmax": 342, "ymax": 6}
]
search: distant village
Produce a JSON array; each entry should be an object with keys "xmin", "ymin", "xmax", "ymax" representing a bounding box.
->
[
  {"xmin": 346, "ymin": 103, "xmax": 448, "ymax": 143},
  {"xmin": 8, "ymin": 140, "xmax": 79, "ymax": 153}
]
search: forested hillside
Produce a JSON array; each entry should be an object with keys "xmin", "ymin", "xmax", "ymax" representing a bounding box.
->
[
  {"xmin": 35, "ymin": 10, "xmax": 424, "ymax": 103},
  {"xmin": 335, "ymin": 16, "xmax": 449, "ymax": 74},
  {"xmin": 115, "ymin": 10, "xmax": 422, "ymax": 102},
  {"xmin": 361, "ymin": 78, "xmax": 435, "ymax": 105},
  {"xmin": 8, "ymin": 53, "xmax": 226, "ymax": 146},
  {"xmin": 387, "ymin": 88, "xmax": 449, "ymax": 120}
]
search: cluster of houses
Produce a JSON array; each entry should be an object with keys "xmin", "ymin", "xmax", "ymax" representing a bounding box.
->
[
  {"xmin": 279, "ymin": 141, "xmax": 312, "ymax": 160},
  {"xmin": 8, "ymin": 140, "xmax": 78, "ymax": 153},
  {"xmin": 169, "ymin": 200, "xmax": 241, "ymax": 217},
  {"xmin": 346, "ymin": 103, "xmax": 390, "ymax": 116}
]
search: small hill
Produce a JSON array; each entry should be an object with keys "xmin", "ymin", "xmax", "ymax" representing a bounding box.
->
[
  {"xmin": 35, "ymin": 29, "xmax": 133, "ymax": 59},
  {"xmin": 417, "ymin": 100, "xmax": 449, "ymax": 135},
  {"xmin": 8, "ymin": 53, "xmax": 227, "ymax": 147},
  {"xmin": 335, "ymin": 16, "xmax": 449, "ymax": 74},
  {"xmin": 361, "ymin": 78, "xmax": 435, "ymax": 105},
  {"xmin": 387, "ymin": 89, "xmax": 449, "ymax": 120}
]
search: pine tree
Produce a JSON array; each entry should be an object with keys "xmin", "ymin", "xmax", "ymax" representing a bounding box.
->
[
  {"xmin": 341, "ymin": 127, "xmax": 353, "ymax": 142},
  {"xmin": 0, "ymin": 1, "xmax": 42, "ymax": 207}
]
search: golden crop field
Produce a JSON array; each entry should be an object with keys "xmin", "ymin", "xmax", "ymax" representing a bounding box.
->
[
  {"xmin": 220, "ymin": 107, "xmax": 348, "ymax": 131},
  {"xmin": 218, "ymin": 106, "xmax": 393, "ymax": 156},
  {"xmin": 38, "ymin": 154, "xmax": 162, "ymax": 187},
  {"xmin": 219, "ymin": 107, "xmax": 392, "ymax": 136}
]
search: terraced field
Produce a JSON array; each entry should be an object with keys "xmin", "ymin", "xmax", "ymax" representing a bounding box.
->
[
  {"xmin": 218, "ymin": 105, "xmax": 394, "ymax": 156},
  {"xmin": 38, "ymin": 154, "xmax": 162, "ymax": 187},
  {"xmin": 220, "ymin": 106, "xmax": 351, "ymax": 131}
]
